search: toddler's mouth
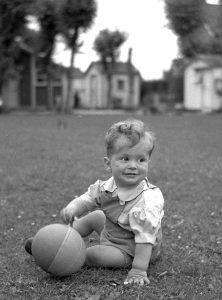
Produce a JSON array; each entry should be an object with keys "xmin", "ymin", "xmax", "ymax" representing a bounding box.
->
[{"xmin": 124, "ymin": 173, "xmax": 138, "ymax": 176}]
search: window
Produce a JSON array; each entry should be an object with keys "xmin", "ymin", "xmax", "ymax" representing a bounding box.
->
[
  {"xmin": 117, "ymin": 79, "xmax": 125, "ymax": 91},
  {"xmin": 36, "ymin": 73, "xmax": 47, "ymax": 83}
]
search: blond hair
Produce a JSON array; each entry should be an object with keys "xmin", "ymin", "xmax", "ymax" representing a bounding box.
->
[{"xmin": 105, "ymin": 119, "xmax": 155, "ymax": 157}]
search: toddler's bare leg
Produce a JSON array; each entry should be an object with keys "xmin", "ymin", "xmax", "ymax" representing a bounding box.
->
[
  {"xmin": 86, "ymin": 245, "xmax": 132, "ymax": 268},
  {"xmin": 72, "ymin": 210, "xmax": 105, "ymax": 238}
]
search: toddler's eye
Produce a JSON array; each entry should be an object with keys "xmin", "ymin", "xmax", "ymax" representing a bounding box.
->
[
  {"xmin": 139, "ymin": 157, "xmax": 146, "ymax": 163},
  {"xmin": 120, "ymin": 156, "xmax": 128, "ymax": 161}
]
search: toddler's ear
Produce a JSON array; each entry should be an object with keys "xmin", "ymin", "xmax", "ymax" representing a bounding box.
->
[{"xmin": 104, "ymin": 157, "xmax": 111, "ymax": 172}]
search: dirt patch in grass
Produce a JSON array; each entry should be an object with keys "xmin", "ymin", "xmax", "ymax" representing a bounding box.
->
[{"xmin": 0, "ymin": 113, "xmax": 221, "ymax": 299}]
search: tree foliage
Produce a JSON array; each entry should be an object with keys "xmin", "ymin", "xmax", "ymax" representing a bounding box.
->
[
  {"xmin": 164, "ymin": 0, "xmax": 206, "ymax": 56},
  {"xmin": 165, "ymin": 0, "xmax": 204, "ymax": 37},
  {"xmin": 58, "ymin": 0, "xmax": 96, "ymax": 48},
  {"xmin": 34, "ymin": 0, "xmax": 58, "ymax": 61},
  {"xmin": 0, "ymin": 0, "xmax": 33, "ymax": 91},
  {"xmin": 165, "ymin": 0, "xmax": 222, "ymax": 57},
  {"xmin": 93, "ymin": 29, "xmax": 128, "ymax": 63}
]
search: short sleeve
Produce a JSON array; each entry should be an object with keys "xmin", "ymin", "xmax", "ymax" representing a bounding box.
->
[
  {"xmin": 66, "ymin": 179, "xmax": 102, "ymax": 214},
  {"xmin": 129, "ymin": 188, "xmax": 164, "ymax": 244}
]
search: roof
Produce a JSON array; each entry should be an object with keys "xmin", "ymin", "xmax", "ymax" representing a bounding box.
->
[
  {"xmin": 71, "ymin": 67, "xmax": 84, "ymax": 78},
  {"xmin": 185, "ymin": 54, "xmax": 222, "ymax": 69},
  {"xmin": 52, "ymin": 64, "xmax": 84, "ymax": 78},
  {"xmin": 85, "ymin": 61, "xmax": 140, "ymax": 76}
]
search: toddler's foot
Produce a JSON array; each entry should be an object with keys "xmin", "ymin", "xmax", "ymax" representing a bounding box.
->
[{"xmin": 24, "ymin": 237, "xmax": 33, "ymax": 255}]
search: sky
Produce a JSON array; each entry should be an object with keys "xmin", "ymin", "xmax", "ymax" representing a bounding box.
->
[{"xmin": 53, "ymin": 0, "xmax": 179, "ymax": 80}]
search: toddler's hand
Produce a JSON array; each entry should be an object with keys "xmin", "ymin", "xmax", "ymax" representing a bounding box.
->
[
  {"xmin": 124, "ymin": 268, "xmax": 150, "ymax": 286},
  {"xmin": 60, "ymin": 206, "xmax": 76, "ymax": 225}
]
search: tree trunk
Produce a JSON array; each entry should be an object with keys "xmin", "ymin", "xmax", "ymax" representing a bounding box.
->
[
  {"xmin": 107, "ymin": 73, "xmax": 112, "ymax": 108},
  {"xmin": 64, "ymin": 48, "xmax": 74, "ymax": 113},
  {"xmin": 106, "ymin": 62, "xmax": 114, "ymax": 108},
  {"xmin": 64, "ymin": 25, "xmax": 80, "ymax": 113},
  {"xmin": 47, "ymin": 70, "xmax": 53, "ymax": 109}
]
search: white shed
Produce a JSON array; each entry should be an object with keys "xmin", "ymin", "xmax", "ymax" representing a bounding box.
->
[
  {"xmin": 82, "ymin": 61, "xmax": 141, "ymax": 109},
  {"xmin": 184, "ymin": 55, "xmax": 222, "ymax": 112}
]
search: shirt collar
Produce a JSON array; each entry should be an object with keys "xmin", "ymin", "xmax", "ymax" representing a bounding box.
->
[
  {"xmin": 103, "ymin": 176, "xmax": 117, "ymax": 193},
  {"xmin": 102, "ymin": 177, "xmax": 150, "ymax": 202}
]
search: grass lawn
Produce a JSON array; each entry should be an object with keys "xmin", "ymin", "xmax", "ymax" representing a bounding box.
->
[{"xmin": 0, "ymin": 112, "xmax": 221, "ymax": 300}]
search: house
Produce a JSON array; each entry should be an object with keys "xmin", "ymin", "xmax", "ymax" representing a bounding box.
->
[
  {"xmin": 2, "ymin": 31, "xmax": 140, "ymax": 111},
  {"xmin": 36, "ymin": 63, "xmax": 85, "ymax": 110},
  {"xmin": 36, "ymin": 63, "xmax": 67, "ymax": 109},
  {"xmin": 1, "ymin": 28, "xmax": 81, "ymax": 111},
  {"xmin": 2, "ymin": 47, "xmax": 82, "ymax": 110},
  {"xmin": 2, "ymin": 49, "xmax": 72, "ymax": 110},
  {"xmin": 3, "ymin": 55, "xmax": 140, "ymax": 110},
  {"xmin": 2, "ymin": 40, "xmax": 36, "ymax": 109},
  {"xmin": 2, "ymin": 29, "xmax": 43, "ymax": 109},
  {"xmin": 82, "ymin": 56, "xmax": 141, "ymax": 109},
  {"xmin": 184, "ymin": 55, "xmax": 222, "ymax": 112}
]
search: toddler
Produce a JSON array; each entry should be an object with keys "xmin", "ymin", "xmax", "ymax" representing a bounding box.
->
[{"xmin": 60, "ymin": 119, "xmax": 164, "ymax": 285}]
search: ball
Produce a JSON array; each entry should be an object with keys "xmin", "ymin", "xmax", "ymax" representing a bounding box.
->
[{"xmin": 32, "ymin": 224, "xmax": 86, "ymax": 277}]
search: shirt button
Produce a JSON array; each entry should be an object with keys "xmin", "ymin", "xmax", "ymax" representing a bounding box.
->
[{"xmin": 119, "ymin": 200, "xmax": 125, "ymax": 205}]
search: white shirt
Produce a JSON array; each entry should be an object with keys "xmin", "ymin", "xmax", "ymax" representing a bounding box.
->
[{"xmin": 66, "ymin": 177, "xmax": 164, "ymax": 244}]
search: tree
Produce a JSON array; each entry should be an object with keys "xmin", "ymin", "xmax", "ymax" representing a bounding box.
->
[
  {"xmin": 164, "ymin": 0, "xmax": 205, "ymax": 57},
  {"xmin": 165, "ymin": 0, "xmax": 203, "ymax": 37},
  {"xmin": 165, "ymin": 0, "xmax": 222, "ymax": 57},
  {"xmin": 34, "ymin": 0, "xmax": 59, "ymax": 109},
  {"xmin": 0, "ymin": 0, "xmax": 33, "ymax": 100},
  {"xmin": 57, "ymin": 0, "xmax": 97, "ymax": 111},
  {"xmin": 93, "ymin": 29, "xmax": 127, "ymax": 107}
]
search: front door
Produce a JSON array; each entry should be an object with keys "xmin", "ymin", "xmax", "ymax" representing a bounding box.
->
[{"xmin": 19, "ymin": 51, "xmax": 31, "ymax": 106}]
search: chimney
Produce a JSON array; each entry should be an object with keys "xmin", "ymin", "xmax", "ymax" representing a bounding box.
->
[{"xmin": 128, "ymin": 48, "xmax": 132, "ymax": 64}]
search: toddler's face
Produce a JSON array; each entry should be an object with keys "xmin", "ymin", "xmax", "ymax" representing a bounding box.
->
[{"xmin": 104, "ymin": 136, "xmax": 150, "ymax": 188}]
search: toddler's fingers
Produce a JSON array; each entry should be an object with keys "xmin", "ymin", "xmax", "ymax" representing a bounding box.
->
[
  {"xmin": 124, "ymin": 275, "xmax": 150, "ymax": 286},
  {"xmin": 60, "ymin": 209, "xmax": 69, "ymax": 224},
  {"xmin": 144, "ymin": 277, "xmax": 150, "ymax": 284},
  {"xmin": 69, "ymin": 215, "xmax": 75, "ymax": 226}
]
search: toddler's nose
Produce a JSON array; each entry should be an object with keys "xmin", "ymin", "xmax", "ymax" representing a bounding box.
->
[{"xmin": 128, "ymin": 160, "xmax": 137, "ymax": 169}]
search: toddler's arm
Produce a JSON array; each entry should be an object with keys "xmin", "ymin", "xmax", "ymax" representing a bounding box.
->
[
  {"xmin": 60, "ymin": 197, "xmax": 88, "ymax": 224},
  {"xmin": 124, "ymin": 243, "xmax": 152, "ymax": 285},
  {"xmin": 60, "ymin": 180, "xmax": 103, "ymax": 224}
]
